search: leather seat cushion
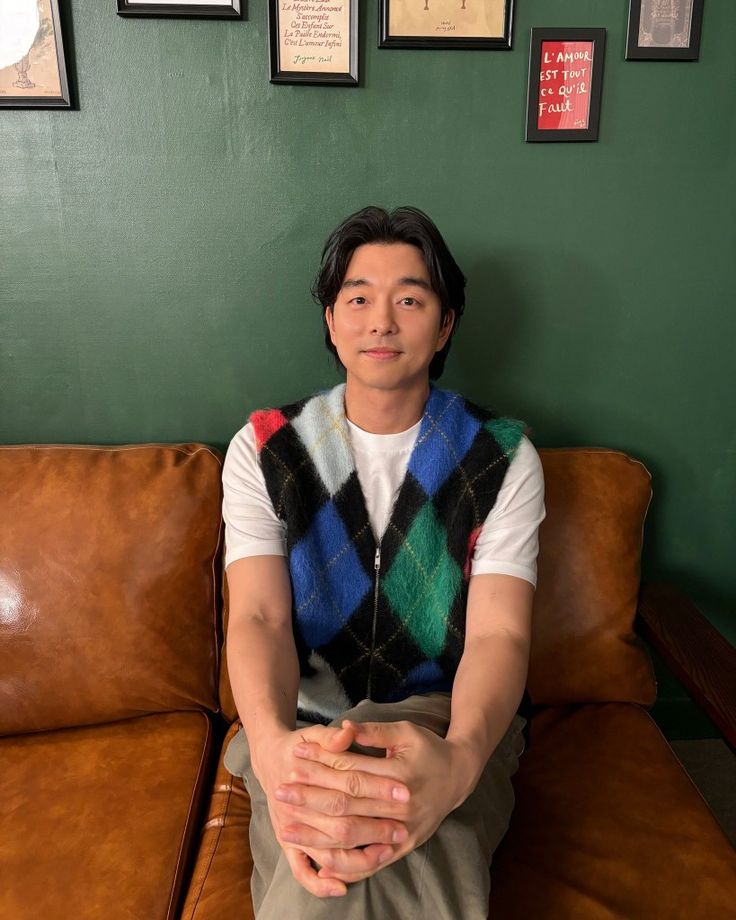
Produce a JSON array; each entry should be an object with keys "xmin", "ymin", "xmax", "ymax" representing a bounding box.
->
[
  {"xmin": 490, "ymin": 703, "xmax": 736, "ymax": 917},
  {"xmin": 0, "ymin": 711, "xmax": 213, "ymax": 920}
]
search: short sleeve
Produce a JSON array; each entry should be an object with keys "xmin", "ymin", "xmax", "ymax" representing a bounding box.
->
[
  {"xmin": 221, "ymin": 421, "xmax": 287, "ymax": 570},
  {"xmin": 470, "ymin": 435, "xmax": 546, "ymax": 587}
]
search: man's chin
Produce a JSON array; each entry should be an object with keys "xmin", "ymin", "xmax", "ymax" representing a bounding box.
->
[{"xmin": 345, "ymin": 367, "xmax": 429, "ymax": 392}]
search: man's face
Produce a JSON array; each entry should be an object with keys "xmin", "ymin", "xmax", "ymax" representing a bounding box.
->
[{"xmin": 324, "ymin": 242, "xmax": 454, "ymax": 392}]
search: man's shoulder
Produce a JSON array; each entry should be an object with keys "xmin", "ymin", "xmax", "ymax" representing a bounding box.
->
[
  {"xmin": 430, "ymin": 385, "xmax": 530, "ymax": 461},
  {"xmin": 249, "ymin": 383, "xmax": 345, "ymax": 452},
  {"xmin": 250, "ymin": 383, "xmax": 343, "ymax": 422},
  {"xmin": 429, "ymin": 384, "xmax": 500, "ymax": 423}
]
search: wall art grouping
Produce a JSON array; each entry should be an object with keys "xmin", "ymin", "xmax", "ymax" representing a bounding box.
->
[{"xmin": 1, "ymin": 0, "xmax": 707, "ymax": 144}]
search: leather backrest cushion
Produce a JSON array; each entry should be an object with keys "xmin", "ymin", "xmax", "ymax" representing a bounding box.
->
[
  {"xmin": 530, "ymin": 448, "xmax": 656, "ymax": 706},
  {"xmin": 0, "ymin": 444, "xmax": 224, "ymax": 735}
]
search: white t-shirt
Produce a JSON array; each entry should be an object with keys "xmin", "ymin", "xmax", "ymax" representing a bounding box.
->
[{"xmin": 222, "ymin": 416, "xmax": 546, "ymax": 588}]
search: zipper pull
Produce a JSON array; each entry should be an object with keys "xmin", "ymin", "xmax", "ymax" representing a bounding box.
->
[{"xmin": 374, "ymin": 546, "xmax": 381, "ymax": 573}]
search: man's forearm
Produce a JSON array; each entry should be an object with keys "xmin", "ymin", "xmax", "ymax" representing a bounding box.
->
[
  {"xmin": 226, "ymin": 617, "xmax": 300, "ymax": 755},
  {"xmin": 445, "ymin": 630, "xmax": 530, "ymax": 804}
]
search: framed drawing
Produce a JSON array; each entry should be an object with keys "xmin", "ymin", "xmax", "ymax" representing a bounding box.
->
[
  {"xmin": 525, "ymin": 28, "xmax": 606, "ymax": 142},
  {"xmin": 268, "ymin": 0, "xmax": 358, "ymax": 85},
  {"xmin": 626, "ymin": 0, "xmax": 704, "ymax": 61},
  {"xmin": 0, "ymin": 0, "xmax": 71, "ymax": 109},
  {"xmin": 378, "ymin": 0, "xmax": 514, "ymax": 50},
  {"xmin": 116, "ymin": 1, "xmax": 242, "ymax": 17}
]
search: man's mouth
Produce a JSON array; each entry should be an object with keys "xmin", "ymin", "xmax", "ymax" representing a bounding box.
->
[{"xmin": 362, "ymin": 348, "xmax": 401, "ymax": 359}]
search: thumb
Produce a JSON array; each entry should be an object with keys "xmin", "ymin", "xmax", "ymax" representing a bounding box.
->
[
  {"xmin": 321, "ymin": 723, "xmax": 356, "ymax": 752},
  {"xmin": 341, "ymin": 720, "xmax": 399, "ymax": 746}
]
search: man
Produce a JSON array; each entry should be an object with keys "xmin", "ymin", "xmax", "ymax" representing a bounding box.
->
[{"xmin": 222, "ymin": 205, "xmax": 546, "ymax": 917}]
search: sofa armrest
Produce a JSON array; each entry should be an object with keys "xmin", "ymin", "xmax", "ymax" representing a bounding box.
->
[{"xmin": 635, "ymin": 581, "xmax": 736, "ymax": 751}]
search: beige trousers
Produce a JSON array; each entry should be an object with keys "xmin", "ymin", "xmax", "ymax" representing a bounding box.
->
[{"xmin": 223, "ymin": 692, "xmax": 526, "ymax": 920}]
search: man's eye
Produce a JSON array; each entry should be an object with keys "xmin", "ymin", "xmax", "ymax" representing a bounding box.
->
[
  {"xmin": 350, "ymin": 297, "xmax": 366, "ymax": 305},
  {"xmin": 401, "ymin": 297, "xmax": 418, "ymax": 306}
]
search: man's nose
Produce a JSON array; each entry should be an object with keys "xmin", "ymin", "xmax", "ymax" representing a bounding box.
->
[{"xmin": 370, "ymin": 299, "xmax": 397, "ymax": 335}]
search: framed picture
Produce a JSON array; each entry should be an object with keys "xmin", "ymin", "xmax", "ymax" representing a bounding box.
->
[
  {"xmin": 626, "ymin": 0, "xmax": 704, "ymax": 61},
  {"xmin": 268, "ymin": 0, "xmax": 358, "ymax": 85},
  {"xmin": 0, "ymin": 0, "xmax": 71, "ymax": 109},
  {"xmin": 116, "ymin": 1, "xmax": 241, "ymax": 17},
  {"xmin": 525, "ymin": 28, "xmax": 606, "ymax": 143},
  {"xmin": 379, "ymin": 0, "xmax": 514, "ymax": 50}
]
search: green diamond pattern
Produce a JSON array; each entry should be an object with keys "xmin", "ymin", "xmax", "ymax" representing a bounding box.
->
[
  {"xmin": 383, "ymin": 503, "xmax": 463, "ymax": 658},
  {"xmin": 483, "ymin": 417, "xmax": 525, "ymax": 459}
]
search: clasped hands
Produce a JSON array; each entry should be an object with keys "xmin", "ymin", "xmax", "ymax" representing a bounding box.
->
[{"xmin": 255, "ymin": 718, "xmax": 471, "ymax": 898}]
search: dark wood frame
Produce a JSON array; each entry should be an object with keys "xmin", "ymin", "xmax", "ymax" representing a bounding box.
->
[
  {"xmin": 636, "ymin": 582, "xmax": 736, "ymax": 753},
  {"xmin": 626, "ymin": 0, "xmax": 704, "ymax": 61},
  {"xmin": 0, "ymin": 0, "xmax": 71, "ymax": 109},
  {"xmin": 116, "ymin": 1, "xmax": 241, "ymax": 18},
  {"xmin": 268, "ymin": 0, "xmax": 359, "ymax": 86},
  {"xmin": 525, "ymin": 27, "xmax": 606, "ymax": 143},
  {"xmin": 378, "ymin": 0, "xmax": 513, "ymax": 50}
]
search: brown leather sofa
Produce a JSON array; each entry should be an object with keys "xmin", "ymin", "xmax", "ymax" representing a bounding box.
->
[{"xmin": 1, "ymin": 443, "xmax": 734, "ymax": 919}]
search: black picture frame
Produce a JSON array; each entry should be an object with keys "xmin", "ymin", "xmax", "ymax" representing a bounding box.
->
[
  {"xmin": 525, "ymin": 27, "xmax": 606, "ymax": 143},
  {"xmin": 0, "ymin": 0, "xmax": 71, "ymax": 109},
  {"xmin": 378, "ymin": 0, "xmax": 514, "ymax": 50},
  {"xmin": 116, "ymin": 1, "xmax": 241, "ymax": 18},
  {"xmin": 268, "ymin": 0, "xmax": 358, "ymax": 86},
  {"xmin": 626, "ymin": 0, "xmax": 704, "ymax": 61}
]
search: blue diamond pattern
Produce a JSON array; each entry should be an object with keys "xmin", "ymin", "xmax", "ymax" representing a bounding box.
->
[
  {"xmin": 407, "ymin": 388, "xmax": 481, "ymax": 497},
  {"xmin": 290, "ymin": 500, "xmax": 371, "ymax": 648}
]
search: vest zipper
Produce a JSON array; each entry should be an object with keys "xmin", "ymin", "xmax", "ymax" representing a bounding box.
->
[{"xmin": 366, "ymin": 543, "xmax": 381, "ymax": 700}]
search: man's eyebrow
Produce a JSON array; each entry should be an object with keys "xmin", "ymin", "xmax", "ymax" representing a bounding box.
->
[
  {"xmin": 397, "ymin": 276, "xmax": 433, "ymax": 291},
  {"xmin": 341, "ymin": 276, "xmax": 433, "ymax": 291}
]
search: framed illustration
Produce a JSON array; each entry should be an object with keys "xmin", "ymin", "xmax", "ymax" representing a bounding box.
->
[
  {"xmin": 626, "ymin": 0, "xmax": 704, "ymax": 61},
  {"xmin": 116, "ymin": 1, "xmax": 241, "ymax": 17},
  {"xmin": 525, "ymin": 28, "xmax": 606, "ymax": 143},
  {"xmin": 0, "ymin": 0, "xmax": 71, "ymax": 109},
  {"xmin": 379, "ymin": 0, "xmax": 514, "ymax": 50},
  {"xmin": 268, "ymin": 0, "xmax": 358, "ymax": 86}
]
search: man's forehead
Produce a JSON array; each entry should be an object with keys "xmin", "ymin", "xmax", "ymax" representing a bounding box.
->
[
  {"xmin": 341, "ymin": 276, "xmax": 433, "ymax": 290},
  {"xmin": 339, "ymin": 241, "xmax": 434, "ymax": 291}
]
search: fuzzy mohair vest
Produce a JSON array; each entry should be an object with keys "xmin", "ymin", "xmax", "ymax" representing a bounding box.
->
[{"xmin": 251, "ymin": 382, "xmax": 532, "ymax": 730}]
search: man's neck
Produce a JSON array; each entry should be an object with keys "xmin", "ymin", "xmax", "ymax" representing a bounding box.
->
[{"xmin": 342, "ymin": 377, "xmax": 431, "ymax": 434}]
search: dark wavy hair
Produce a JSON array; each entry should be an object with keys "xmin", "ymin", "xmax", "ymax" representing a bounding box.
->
[{"xmin": 310, "ymin": 205, "xmax": 466, "ymax": 380}]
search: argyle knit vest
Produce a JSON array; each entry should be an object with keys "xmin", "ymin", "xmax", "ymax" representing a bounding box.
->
[{"xmin": 251, "ymin": 382, "xmax": 532, "ymax": 729}]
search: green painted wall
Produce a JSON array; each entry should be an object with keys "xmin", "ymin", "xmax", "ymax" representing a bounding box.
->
[{"xmin": 2, "ymin": 0, "xmax": 734, "ymax": 667}]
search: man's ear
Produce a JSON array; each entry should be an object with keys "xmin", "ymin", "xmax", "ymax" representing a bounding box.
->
[
  {"xmin": 324, "ymin": 305, "xmax": 336, "ymax": 345},
  {"xmin": 437, "ymin": 309, "xmax": 455, "ymax": 350}
]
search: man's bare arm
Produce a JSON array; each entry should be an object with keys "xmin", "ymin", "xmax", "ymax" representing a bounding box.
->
[
  {"xmin": 444, "ymin": 572, "xmax": 534, "ymax": 807},
  {"xmin": 225, "ymin": 554, "xmax": 300, "ymax": 765}
]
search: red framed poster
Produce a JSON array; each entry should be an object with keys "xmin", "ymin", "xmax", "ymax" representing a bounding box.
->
[{"xmin": 526, "ymin": 28, "xmax": 606, "ymax": 142}]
